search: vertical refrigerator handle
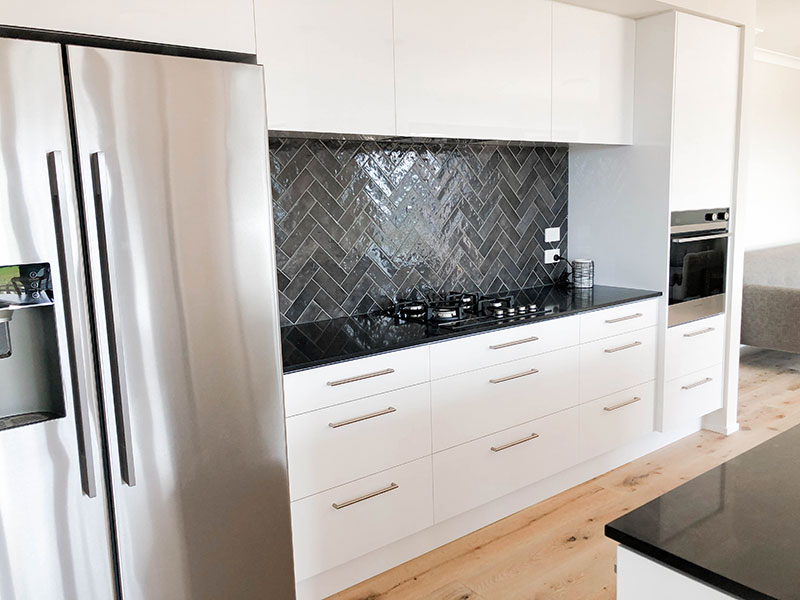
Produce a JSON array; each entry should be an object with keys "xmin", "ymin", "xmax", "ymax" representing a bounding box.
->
[
  {"xmin": 47, "ymin": 151, "xmax": 98, "ymax": 498},
  {"xmin": 90, "ymin": 151, "xmax": 136, "ymax": 487}
]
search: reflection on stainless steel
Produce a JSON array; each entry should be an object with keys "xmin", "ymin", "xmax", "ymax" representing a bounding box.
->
[
  {"xmin": 0, "ymin": 37, "xmax": 115, "ymax": 599},
  {"xmin": 668, "ymin": 293, "xmax": 726, "ymax": 327},
  {"xmin": 67, "ymin": 46, "xmax": 295, "ymax": 599}
]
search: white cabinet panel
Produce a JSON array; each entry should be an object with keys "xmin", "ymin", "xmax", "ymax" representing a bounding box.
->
[
  {"xmin": 662, "ymin": 363, "xmax": 723, "ymax": 430},
  {"xmin": 665, "ymin": 314, "xmax": 726, "ymax": 381},
  {"xmin": 286, "ymin": 383, "xmax": 431, "ymax": 500},
  {"xmin": 552, "ymin": 3, "xmax": 635, "ymax": 144},
  {"xmin": 431, "ymin": 346, "xmax": 579, "ymax": 451},
  {"xmin": 256, "ymin": 0, "xmax": 396, "ymax": 135},
  {"xmin": 671, "ymin": 13, "xmax": 740, "ymax": 211},
  {"xmin": 291, "ymin": 456, "xmax": 433, "ymax": 580},
  {"xmin": 283, "ymin": 346, "xmax": 429, "ymax": 416},
  {"xmin": 433, "ymin": 408, "xmax": 579, "ymax": 522},
  {"xmin": 394, "ymin": 0, "xmax": 552, "ymax": 141},
  {"xmin": 579, "ymin": 298, "xmax": 659, "ymax": 343},
  {"xmin": 430, "ymin": 315, "xmax": 579, "ymax": 380},
  {"xmin": 2, "ymin": 0, "xmax": 255, "ymax": 53},
  {"xmin": 579, "ymin": 327, "xmax": 657, "ymax": 402},
  {"xmin": 579, "ymin": 381, "xmax": 655, "ymax": 461}
]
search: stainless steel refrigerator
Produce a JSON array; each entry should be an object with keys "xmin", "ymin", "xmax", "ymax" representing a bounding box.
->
[{"xmin": 0, "ymin": 37, "xmax": 296, "ymax": 599}]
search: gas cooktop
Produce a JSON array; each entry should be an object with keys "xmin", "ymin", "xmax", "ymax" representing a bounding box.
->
[{"xmin": 389, "ymin": 291, "xmax": 550, "ymax": 332}]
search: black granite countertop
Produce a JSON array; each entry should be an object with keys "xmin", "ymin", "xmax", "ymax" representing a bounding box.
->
[
  {"xmin": 280, "ymin": 284, "xmax": 661, "ymax": 374},
  {"xmin": 606, "ymin": 424, "xmax": 800, "ymax": 600}
]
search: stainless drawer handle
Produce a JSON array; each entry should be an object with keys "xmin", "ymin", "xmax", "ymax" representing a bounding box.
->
[
  {"xmin": 332, "ymin": 482, "xmax": 399, "ymax": 510},
  {"xmin": 491, "ymin": 432, "xmax": 540, "ymax": 452},
  {"xmin": 684, "ymin": 327, "xmax": 715, "ymax": 338},
  {"xmin": 328, "ymin": 406, "xmax": 397, "ymax": 428},
  {"xmin": 682, "ymin": 377, "xmax": 713, "ymax": 391},
  {"xmin": 605, "ymin": 312, "xmax": 643, "ymax": 324},
  {"xmin": 490, "ymin": 368, "xmax": 540, "ymax": 384},
  {"xmin": 489, "ymin": 336, "xmax": 539, "ymax": 350},
  {"xmin": 327, "ymin": 368, "xmax": 395, "ymax": 387},
  {"xmin": 604, "ymin": 396, "xmax": 642, "ymax": 412},
  {"xmin": 604, "ymin": 341, "xmax": 642, "ymax": 353}
]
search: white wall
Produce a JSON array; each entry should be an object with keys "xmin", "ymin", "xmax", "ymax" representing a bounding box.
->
[{"xmin": 745, "ymin": 55, "xmax": 800, "ymax": 249}]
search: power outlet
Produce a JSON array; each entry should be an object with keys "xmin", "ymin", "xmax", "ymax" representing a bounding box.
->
[
  {"xmin": 544, "ymin": 249, "xmax": 560, "ymax": 264},
  {"xmin": 545, "ymin": 227, "xmax": 560, "ymax": 243}
]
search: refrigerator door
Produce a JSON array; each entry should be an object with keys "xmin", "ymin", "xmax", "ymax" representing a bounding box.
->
[
  {"xmin": 0, "ymin": 38, "xmax": 116, "ymax": 599},
  {"xmin": 66, "ymin": 47, "xmax": 296, "ymax": 600}
]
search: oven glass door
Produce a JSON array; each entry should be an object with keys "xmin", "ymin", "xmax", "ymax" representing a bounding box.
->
[{"xmin": 669, "ymin": 232, "xmax": 728, "ymax": 305}]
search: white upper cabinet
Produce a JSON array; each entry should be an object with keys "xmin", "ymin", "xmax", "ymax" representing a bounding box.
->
[
  {"xmin": 256, "ymin": 0, "xmax": 396, "ymax": 135},
  {"xmin": 393, "ymin": 0, "xmax": 552, "ymax": 141},
  {"xmin": 1, "ymin": 0, "xmax": 256, "ymax": 53},
  {"xmin": 551, "ymin": 3, "xmax": 635, "ymax": 144},
  {"xmin": 670, "ymin": 13, "xmax": 740, "ymax": 211}
]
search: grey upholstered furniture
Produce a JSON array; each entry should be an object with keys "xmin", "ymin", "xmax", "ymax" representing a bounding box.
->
[{"xmin": 741, "ymin": 243, "xmax": 800, "ymax": 352}]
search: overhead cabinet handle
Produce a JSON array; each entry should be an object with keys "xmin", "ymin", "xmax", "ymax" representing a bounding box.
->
[
  {"xmin": 332, "ymin": 482, "xmax": 399, "ymax": 510},
  {"xmin": 491, "ymin": 432, "xmax": 540, "ymax": 452},
  {"xmin": 328, "ymin": 407, "xmax": 396, "ymax": 428},
  {"xmin": 91, "ymin": 152, "xmax": 136, "ymax": 487},
  {"xmin": 604, "ymin": 341, "xmax": 642, "ymax": 354},
  {"xmin": 682, "ymin": 377, "xmax": 713, "ymax": 391},
  {"xmin": 489, "ymin": 336, "xmax": 539, "ymax": 350},
  {"xmin": 605, "ymin": 312, "xmax": 643, "ymax": 324},
  {"xmin": 604, "ymin": 396, "xmax": 642, "ymax": 412},
  {"xmin": 684, "ymin": 327, "xmax": 715, "ymax": 338},
  {"xmin": 48, "ymin": 151, "xmax": 98, "ymax": 499},
  {"xmin": 327, "ymin": 368, "xmax": 395, "ymax": 387},
  {"xmin": 489, "ymin": 368, "xmax": 539, "ymax": 384}
]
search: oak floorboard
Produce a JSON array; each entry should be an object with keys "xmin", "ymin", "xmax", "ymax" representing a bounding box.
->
[{"xmin": 328, "ymin": 348, "xmax": 800, "ymax": 600}]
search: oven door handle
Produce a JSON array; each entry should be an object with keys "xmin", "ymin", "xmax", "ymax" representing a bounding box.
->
[{"xmin": 673, "ymin": 232, "xmax": 730, "ymax": 244}]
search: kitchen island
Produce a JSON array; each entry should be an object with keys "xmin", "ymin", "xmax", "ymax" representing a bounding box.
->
[{"xmin": 606, "ymin": 424, "xmax": 800, "ymax": 600}]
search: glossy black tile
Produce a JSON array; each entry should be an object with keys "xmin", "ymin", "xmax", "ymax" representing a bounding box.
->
[{"xmin": 270, "ymin": 138, "xmax": 568, "ymax": 325}]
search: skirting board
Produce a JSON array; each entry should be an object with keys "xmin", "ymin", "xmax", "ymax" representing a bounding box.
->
[{"xmin": 296, "ymin": 418, "xmax": 703, "ymax": 600}]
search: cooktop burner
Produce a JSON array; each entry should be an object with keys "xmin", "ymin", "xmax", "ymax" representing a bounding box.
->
[{"xmin": 389, "ymin": 291, "xmax": 545, "ymax": 331}]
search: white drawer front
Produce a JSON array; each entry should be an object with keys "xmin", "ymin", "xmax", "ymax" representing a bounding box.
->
[
  {"xmin": 579, "ymin": 381, "xmax": 655, "ymax": 461},
  {"xmin": 432, "ymin": 408, "xmax": 579, "ymax": 522},
  {"xmin": 290, "ymin": 456, "xmax": 433, "ymax": 581},
  {"xmin": 283, "ymin": 346, "xmax": 429, "ymax": 416},
  {"xmin": 662, "ymin": 363, "xmax": 724, "ymax": 430},
  {"xmin": 430, "ymin": 315, "xmax": 579, "ymax": 380},
  {"xmin": 287, "ymin": 383, "xmax": 431, "ymax": 500},
  {"xmin": 431, "ymin": 346, "xmax": 579, "ymax": 451},
  {"xmin": 579, "ymin": 298, "xmax": 659, "ymax": 343},
  {"xmin": 579, "ymin": 327, "xmax": 657, "ymax": 403},
  {"xmin": 665, "ymin": 314, "xmax": 725, "ymax": 381}
]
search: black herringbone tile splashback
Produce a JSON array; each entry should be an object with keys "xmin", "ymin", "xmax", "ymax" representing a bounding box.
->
[{"xmin": 270, "ymin": 138, "xmax": 568, "ymax": 325}]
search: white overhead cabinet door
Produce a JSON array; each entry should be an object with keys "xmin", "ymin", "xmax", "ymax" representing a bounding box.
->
[
  {"xmin": 256, "ymin": 0, "xmax": 396, "ymax": 135},
  {"xmin": 1, "ymin": 0, "xmax": 256, "ymax": 53},
  {"xmin": 670, "ymin": 13, "xmax": 741, "ymax": 211},
  {"xmin": 393, "ymin": 0, "xmax": 552, "ymax": 141},
  {"xmin": 551, "ymin": 3, "xmax": 635, "ymax": 144}
]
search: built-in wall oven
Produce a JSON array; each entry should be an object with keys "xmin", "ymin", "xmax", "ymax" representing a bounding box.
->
[{"xmin": 669, "ymin": 208, "xmax": 730, "ymax": 327}]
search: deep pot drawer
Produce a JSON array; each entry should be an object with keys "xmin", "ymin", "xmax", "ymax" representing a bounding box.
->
[
  {"xmin": 431, "ymin": 346, "xmax": 579, "ymax": 451},
  {"xmin": 661, "ymin": 363, "xmax": 724, "ymax": 430},
  {"xmin": 429, "ymin": 315, "xmax": 579, "ymax": 380},
  {"xmin": 579, "ymin": 298, "xmax": 659, "ymax": 343},
  {"xmin": 579, "ymin": 381, "xmax": 655, "ymax": 461},
  {"xmin": 286, "ymin": 383, "xmax": 431, "ymax": 500},
  {"xmin": 290, "ymin": 456, "xmax": 433, "ymax": 581},
  {"xmin": 283, "ymin": 346, "xmax": 429, "ymax": 416},
  {"xmin": 579, "ymin": 327, "xmax": 657, "ymax": 403},
  {"xmin": 665, "ymin": 313, "xmax": 725, "ymax": 381},
  {"xmin": 432, "ymin": 407, "xmax": 579, "ymax": 522}
]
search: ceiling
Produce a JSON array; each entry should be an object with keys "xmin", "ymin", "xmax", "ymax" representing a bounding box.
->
[
  {"xmin": 557, "ymin": 0, "xmax": 668, "ymax": 18},
  {"xmin": 756, "ymin": 0, "xmax": 800, "ymax": 57}
]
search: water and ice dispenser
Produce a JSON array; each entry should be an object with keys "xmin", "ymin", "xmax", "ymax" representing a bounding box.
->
[{"xmin": 0, "ymin": 263, "xmax": 66, "ymax": 431}]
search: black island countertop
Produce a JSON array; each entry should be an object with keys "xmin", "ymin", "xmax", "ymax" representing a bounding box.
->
[
  {"xmin": 606, "ymin": 424, "xmax": 800, "ymax": 600},
  {"xmin": 280, "ymin": 284, "xmax": 661, "ymax": 374}
]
